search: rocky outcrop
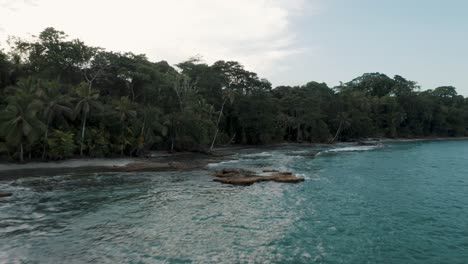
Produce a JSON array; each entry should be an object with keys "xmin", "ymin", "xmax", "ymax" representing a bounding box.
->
[
  {"xmin": 215, "ymin": 168, "xmax": 257, "ymax": 178},
  {"xmin": 213, "ymin": 168, "xmax": 304, "ymax": 185},
  {"xmin": 262, "ymin": 169, "xmax": 279, "ymax": 173}
]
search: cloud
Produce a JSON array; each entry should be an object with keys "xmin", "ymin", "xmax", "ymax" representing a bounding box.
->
[
  {"xmin": 0, "ymin": 0, "xmax": 37, "ymax": 11},
  {"xmin": 0, "ymin": 0, "xmax": 312, "ymax": 80}
]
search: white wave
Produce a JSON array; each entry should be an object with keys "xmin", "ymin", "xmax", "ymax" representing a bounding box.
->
[
  {"xmin": 287, "ymin": 150, "xmax": 309, "ymax": 154},
  {"xmin": 296, "ymin": 173, "xmax": 309, "ymax": 180},
  {"xmin": 243, "ymin": 152, "xmax": 273, "ymax": 158},
  {"xmin": 318, "ymin": 145, "xmax": 383, "ymax": 155},
  {"xmin": 207, "ymin": 160, "xmax": 239, "ymax": 167}
]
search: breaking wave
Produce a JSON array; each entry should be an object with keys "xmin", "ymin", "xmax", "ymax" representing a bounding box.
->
[{"xmin": 318, "ymin": 145, "xmax": 384, "ymax": 155}]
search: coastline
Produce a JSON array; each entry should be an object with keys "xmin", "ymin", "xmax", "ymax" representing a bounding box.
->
[
  {"xmin": 361, "ymin": 136, "xmax": 468, "ymax": 143},
  {"xmin": 1, "ymin": 137, "xmax": 468, "ymax": 180},
  {"xmin": 0, "ymin": 152, "xmax": 229, "ymax": 181}
]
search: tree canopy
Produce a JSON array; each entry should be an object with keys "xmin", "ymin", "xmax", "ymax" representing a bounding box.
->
[{"xmin": 0, "ymin": 28, "xmax": 467, "ymax": 161}]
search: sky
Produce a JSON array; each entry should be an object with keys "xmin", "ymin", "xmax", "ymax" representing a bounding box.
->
[{"xmin": 0, "ymin": 0, "xmax": 467, "ymax": 94}]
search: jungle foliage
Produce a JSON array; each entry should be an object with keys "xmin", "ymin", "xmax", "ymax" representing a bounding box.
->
[{"xmin": 0, "ymin": 28, "xmax": 467, "ymax": 161}]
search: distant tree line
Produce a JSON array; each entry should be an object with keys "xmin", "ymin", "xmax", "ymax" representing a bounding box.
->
[{"xmin": 0, "ymin": 28, "xmax": 466, "ymax": 162}]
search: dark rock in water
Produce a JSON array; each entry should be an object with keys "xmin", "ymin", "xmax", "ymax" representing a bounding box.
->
[
  {"xmin": 271, "ymin": 172, "xmax": 305, "ymax": 183},
  {"xmin": 263, "ymin": 169, "xmax": 279, "ymax": 173},
  {"xmin": 222, "ymin": 168, "xmax": 253, "ymax": 174},
  {"xmin": 213, "ymin": 168, "xmax": 304, "ymax": 185},
  {"xmin": 215, "ymin": 168, "xmax": 256, "ymax": 178},
  {"xmin": 0, "ymin": 192, "xmax": 12, "ymax": 198}
]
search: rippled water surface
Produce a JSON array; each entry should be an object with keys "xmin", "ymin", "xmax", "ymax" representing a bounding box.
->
[{"xmin": 1, "ymin": 140, "xmax": 468, "ymax": 263}]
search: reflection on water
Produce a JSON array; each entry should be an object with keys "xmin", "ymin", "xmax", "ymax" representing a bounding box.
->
[{"xmin": 1, "ymin": 141, "xmax": 468, "ymax": 263}]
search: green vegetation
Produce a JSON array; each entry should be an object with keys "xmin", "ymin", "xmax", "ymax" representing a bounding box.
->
[{"xmin": 0, "ymin": 28, "xmax": 467, "ymax": 161}]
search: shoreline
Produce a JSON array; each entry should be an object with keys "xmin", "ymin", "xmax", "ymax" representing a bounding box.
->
[
  {"xmin": 1, "ymin": 137, "xmax": 467, "ymax": 180},
  {"xmin": 0, "ymin": 152, "xmax": 229, "ymax": 181}
]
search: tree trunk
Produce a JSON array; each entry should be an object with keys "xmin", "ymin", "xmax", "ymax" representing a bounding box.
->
[
  {"xmin": 42, "ymin": 127, "xmax": 48, "ymax": 160},
  {"xmin": 127, "ymin": 82, "xmax": 135, "ymax": 102},
  {"xmin": 209, "ymin": 98, "xmax": 227, "ymax": 152},
  {"xmin": 120, "ymin": 122, "xmax": 125, "ymax": 157},
  {"xmin": 80, "ymin": 114, "xmax": 87, "ymax": 156},
  {"xmin": 42, "ymin": 116, "xmax": 52, "ymax": 159},
  {"xmin": 228, "ymin": 133, "xmax": 236, "ymax": 145},
  {"xmin": 170, "ymin": 136, "xmax": 175, "ymax": 153},
  {"xmin": 139, "ymin": 119, "xmax": 146, "ymax": 155},
  {"xmin": 331, "ymin": 120, "xmax": 343, "ymax": 143},
  {"xmin": 296, "ymin": 124, "xmax": 301, "ymax": 142},
  {"xmin": 88, "ymin": 80, "xmax": 93, "ymax": 94},
  {"xmin": 19, "ymin": 143, "xmax": 24, "ymax": 163}
]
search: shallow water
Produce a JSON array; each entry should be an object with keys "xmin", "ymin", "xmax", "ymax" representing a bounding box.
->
[{"xmin": 1, "ymin": 140, "xmax": 468, "ymax": 263}]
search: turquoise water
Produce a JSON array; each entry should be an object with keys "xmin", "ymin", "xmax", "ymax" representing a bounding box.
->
[{"xmin": 1, "ymin": 140, "xmax": 468, "ymax": 263}]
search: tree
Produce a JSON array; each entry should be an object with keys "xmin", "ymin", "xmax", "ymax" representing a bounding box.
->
[
  {"xmin": 136, "ymin": 105, "xmax": 167, "ymax": 155},
  {"xmin": 1, "ymin": 27, "xmax": 468, "ymax": 161},
  {"xmin": 73, "ymin": 83, "xmax": 103, "ymax": 156},
  {"xmin": 37, "ymin": 80, "xmax": 73, "ymax": 158},
  {"xmin": 432, "ymin": 86, "xmax": 458, "ymax": 99},
  {"xmin": 0, "ymin": 50, "xmax": 12, "ymax": 90},
  {"xmin": 0, "ymin": 89, "xmax": 45, "ymax": 162},
  {"xmin": 113, "ymin": 96, "xmax": 137, "ymax": 156},
  {"xmin": 209, "ymin": 88, "xmax": 236, "ymax": 151},
  {"xmin": 331, "ymin": 112, "xmax": 351, "ymax": 143},
  {"xmin": 168, "ymin": 74, "xmax": 215, "ymax": 151},
  {"xmin": 342, "ymin": 73, "xmax": 395, "ymax": 97}
]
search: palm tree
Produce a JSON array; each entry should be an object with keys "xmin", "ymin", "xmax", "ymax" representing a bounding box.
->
[
  {"xmin": 73, "ymin": 83, "xmax": 103, "ymax": 156},
  {"xmin": 0, "ymin": 93, "xmax": 45, "ymax": 162},
  {"xmin": 209, "ymin": 88, "xmax": 235, "ymax": 152},
  {"xmin": 37, "ymin": 81, "xmax": 73, "ymax": 159},
  {"xmin": 331, "ymin": 112, "xmax": 351, "ymax": 143},
  {"xmin": 114, "ymin": 96, "xmax": 137, "ymax": 156}
]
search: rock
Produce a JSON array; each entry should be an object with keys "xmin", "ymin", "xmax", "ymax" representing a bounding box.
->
[
  {"xmin": 262, "ymin": 169, "xmax": 279, "ymax": 173},
  {"xmin": 0, "ymin": 192, "xmax": 12, "ymax": 198},
  {"xmin": 274, "ymin": 172, "xmax": 293, "ymax": 175},
  {"xmin": 215, "ymin": 168, "xmax": 256, "ymax": 178},
  {"xmin": 272, "ymin": 174, "xmax": 305, "ymax": 183},
  {"xmin": 213, "ymin": 168, "xmax": 304, "ymax": 185},
  {"xmin": 214, "ymin": 176, "xmax": 267, "ymax": 185},
  {"xmin": 222, "ymin": 168, "xmax": 254, "ymax": 174}
]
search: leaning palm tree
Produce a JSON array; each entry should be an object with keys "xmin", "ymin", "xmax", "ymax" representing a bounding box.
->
[
  {"xmin": 37, "ymin": 81, "xmax": 73, "ymax": 159},
  {"xmin": 0, "ymin": 94, "xmax": 45, "ymax": 162},
  {"xmin": 331, "ymin": 112, "xmax": 351, "ymax": 143},
  {"xmin": 73, "ymin": 83, "xmax": 103, "ymax": 156},
  {"xmin": 209, "ymin": 88, "xmax": 236, "ymax": 152}
]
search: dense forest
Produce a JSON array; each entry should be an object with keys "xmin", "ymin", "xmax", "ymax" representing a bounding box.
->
[{"xmin": 0, "ymin": 28, "xmax": 467, "ymax": 162}]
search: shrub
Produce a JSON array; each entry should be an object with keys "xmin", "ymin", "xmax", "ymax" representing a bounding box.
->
[{"xmin": 48, "ymin": 130, "xmax": 77, "ymax": 160}]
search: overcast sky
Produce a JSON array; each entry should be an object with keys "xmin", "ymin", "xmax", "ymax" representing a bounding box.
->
[{"xmin": 1, "ymin": 0, "xmax": 467, "ymax": 94}]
